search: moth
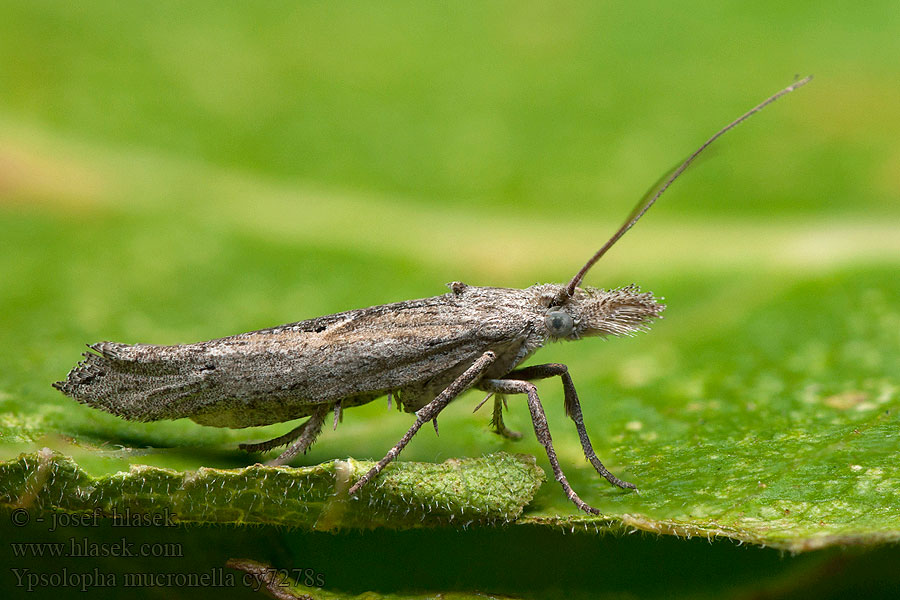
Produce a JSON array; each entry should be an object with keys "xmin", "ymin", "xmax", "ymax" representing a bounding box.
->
[{"xmin": 54, "ymin": 77, "xmax": 810, "ymax": 514}]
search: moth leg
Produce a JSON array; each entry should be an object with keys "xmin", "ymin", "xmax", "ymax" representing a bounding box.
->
[
  {"xmin": 348, "ymin": 351, "xmax": 497, "ymax": 497},
  {"xmin": 505, "ymin": 363, "xmax": 636, "ymax": 490},
  {"xmin": 266, "ymin": 405, "xmax": 329, "ymax": 466},
  {"xmin": 238, "ymin": 421, "xmax": 309, "ymax": 453},
  {"xmin": 491, "ymin": 394, "xmax": 522, "ymax": 440},
  {"xmin": 479, "ymin": 377, "xmax": 602, "ymax": 516}
]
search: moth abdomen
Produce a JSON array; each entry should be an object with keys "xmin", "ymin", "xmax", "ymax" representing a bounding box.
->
[{"xmin": 53, "ymin": 343, "xmax": 209, "ymax": 422}]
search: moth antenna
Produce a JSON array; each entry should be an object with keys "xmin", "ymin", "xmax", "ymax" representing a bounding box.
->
[{"xmin": 560, "ymin": 75, "xmax": 812, "ymax": 301}]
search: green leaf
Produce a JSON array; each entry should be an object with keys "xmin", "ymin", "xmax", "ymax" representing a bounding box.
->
[
  {"xmin": 2, "ymin": 267, "xmax": 898, "ymax": 553},
  {"xmin": 1, "ymin": 4, "xmax": 899, "ymax": 596},
  {"xmin": 0, "ymin": 450, "xmax": 543, "ymax": 529}
]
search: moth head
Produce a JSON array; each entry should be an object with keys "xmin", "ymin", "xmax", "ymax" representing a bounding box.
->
[{"xmin": 540, "ymin": 284, "xmax": 664, "ymax": 339}]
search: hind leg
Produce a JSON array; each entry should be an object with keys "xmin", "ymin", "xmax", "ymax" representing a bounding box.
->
[
  {"xmin": 239, "ymin": 405, "xmax": 329, "ymax": 465},
  {"xmin": 239, "ymin": 422, "xmax": 308, "ymax": 453}
]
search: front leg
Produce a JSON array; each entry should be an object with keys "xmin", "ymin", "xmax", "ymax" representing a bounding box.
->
[
  {"xmin": 505, "ymin": 363, "xmax": 636, "ymax": 490},
  {"xmin": 348, "ymin": 351, "xmax": 497, "ymax": 496},
  {"xmin": 479, "ymin": 377, "xmax": 602, "ymax": 515}
]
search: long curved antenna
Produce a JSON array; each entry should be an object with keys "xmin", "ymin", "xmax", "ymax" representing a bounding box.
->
[{"xmin": 560, "ymin": 75, "xmax": 812, "ymax": 301}]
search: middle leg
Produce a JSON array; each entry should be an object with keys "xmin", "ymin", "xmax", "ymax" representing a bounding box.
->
[
  {"xmin": 348, "ymin": 351, "xmax": 497, "ymax": 496},
  {"xmin": 491, "ymin": 394, "xmax": 522, "ymax": 440}
]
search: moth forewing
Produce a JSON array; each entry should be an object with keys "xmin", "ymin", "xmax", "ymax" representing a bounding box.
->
[
  {"xmin": 57, "ymin": 290, "xmax": 530, "ymax": 425},
  {"xmin": 55, "ymin": 77, "xmax": 810, "ymax": 515}
]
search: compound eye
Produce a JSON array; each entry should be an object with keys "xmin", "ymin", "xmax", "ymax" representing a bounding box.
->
[{"xmin": 544, "ymin": 310, "xmax": 574, "ymax": 337}]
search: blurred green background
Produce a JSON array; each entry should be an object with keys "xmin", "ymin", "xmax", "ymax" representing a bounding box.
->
[{"xmin": 1, "ymin": 1, "xmax": 899, "ymax": 599}]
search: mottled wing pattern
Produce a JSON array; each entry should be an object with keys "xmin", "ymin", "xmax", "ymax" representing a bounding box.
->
[{"xmin": 54, "ymin": 288, "xmax": 534, "ymax": 427}]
